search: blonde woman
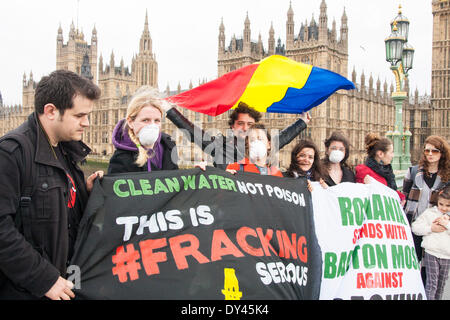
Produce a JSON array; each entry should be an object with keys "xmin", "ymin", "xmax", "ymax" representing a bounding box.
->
[{"xmin": 108, "ymin": 86, "xmax": 178, "ymax": 174}]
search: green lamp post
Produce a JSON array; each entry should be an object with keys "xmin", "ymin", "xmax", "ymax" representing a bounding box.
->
[{"xmin": 384, "ymin": 4, "xmax": 414, "ymax": 171}]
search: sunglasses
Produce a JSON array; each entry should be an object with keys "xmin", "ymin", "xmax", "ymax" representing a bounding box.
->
[{"xmin": 423, "ymin": 148, "xmax": 441, "ymax": 155}]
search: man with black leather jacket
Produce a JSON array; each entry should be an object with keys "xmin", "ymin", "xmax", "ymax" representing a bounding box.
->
[
  {"xmin": 0, "ymin": 70, "xmax": 102, "ymax": 300},
  {"xmin": 163, "ymin": 101, "xmax": 311, "ymax": 169}
]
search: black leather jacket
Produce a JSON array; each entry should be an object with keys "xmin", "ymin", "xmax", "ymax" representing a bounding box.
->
[{"xmin": 166, "ymin": 108, "xmax": 307, "ymax": 170}]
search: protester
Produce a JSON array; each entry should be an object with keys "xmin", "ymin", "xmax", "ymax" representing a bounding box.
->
[
  {"xmin": 403, "ymin": 135, "xmax": 450, "ymax": 262},
  {"xmin": 162, "ymin": 101, "xmax": 311, "ymax": 169},
  {"xmin": 411, "ymin": 186, "xmax": 450, "ymax": 300},
  {"xmin": 108, "ymin": 86, "xmax": 178, "ymax": 174},
  {"xmin": 0, "ymin": 70, "xmax": 102, "ymax": 300},
  {"xmin": 226, "ymin": 124, "xmax": 283, "ymax": 177},
  {"xmin": 355, "ymin": 133, "xmax": 406, "ymax": 202},
  {"xmin": 284, "ymin": 139, "xmax": 328, "ymax": 191},
  {"xmin": 322, "ymin": 131, "xmax": 355, "ymax": 186}
]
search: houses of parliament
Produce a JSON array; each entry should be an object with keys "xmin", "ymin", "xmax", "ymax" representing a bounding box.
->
[{"xmin": 0, "ymin": 0, "xmax": 449, "ymax": 169}]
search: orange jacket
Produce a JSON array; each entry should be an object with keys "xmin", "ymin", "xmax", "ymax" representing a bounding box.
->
[{"xmin": 226, "ymin": 158, "xmax": 283, "ymax": 177}]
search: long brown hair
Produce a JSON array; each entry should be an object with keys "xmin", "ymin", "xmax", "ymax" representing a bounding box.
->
[
  {"xmin": 419, "ymin": 135, "xmax": 450, "ymax": 182},
  {"xmin": 323, "ymin": 131, "xmax": 352, "ymax": 169},
  {"xmin": 287, "ymin": 139, "xmax": 326, "ymax": 181}
]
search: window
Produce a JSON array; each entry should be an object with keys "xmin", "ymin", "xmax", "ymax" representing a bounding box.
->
[
  {"xmin": 421, "ymin": 111, "xmax": 428, "ymax": 128},
  {"xmin": 410, "ymin": 110, "xmax": 415, "ymax": 129}
]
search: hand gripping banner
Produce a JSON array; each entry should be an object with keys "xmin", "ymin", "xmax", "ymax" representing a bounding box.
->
[{"xmin": 70, "ymin": 167, "xmax": 322, "ymax": 299}]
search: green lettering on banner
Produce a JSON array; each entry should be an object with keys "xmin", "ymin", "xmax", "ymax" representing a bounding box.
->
[
  {"xmin": 198, "ymin": 175, "xmax": 211, "ymax": 190},
  {"xmin": 154, "ymin": 179, "xmax": 169, "ymax": 194},
  {"xmin": 208, "ymin": 175, "xmax": 218, "ymax": 188},
  {"xmin": 324, "ymin": 252, "xmax": 337, "ymax": 278},
  {"xmin": 338, "ymin": 197, "xmax": 353, "ymax": 226},
  {"xmin": 391, "ymin": 245, "xmax": 405, "ymax": 269},
  {"xmin": 165, "ymin": 177, "xmax": 180, "ymax": 192},
  {"xmin": 225, "ymin": 178, "xmax": 237, "ymax": 192},
  {"xmin": 217, "ymin": 175, "xmax": 228, "ymax": 190},
  {"xmin": 140, "ymin": 179, "xmax": 153, "ymax": 195},
  {"xmin": 181, "ymin": 175, "xmax": 196, "ymax": 190},
  {"xmin": 372, "ymin": 194, "xmax": 385, "ymax": 221},
  {"xmin": 383, "ymin": 196, "xmax": 396, "ymax": 222},
  {"xmin": 113, "ymin": 179, "xmax": 129, "ymax": 198},
  {"xmin": 352, "ymin": 198, "xmax": 365, "ymax": 226},
  {"xmin": 337, "ymin": 251, "xmax": 352, "ymax": 277},
  {"xmin": 363, "ymin": 197, "xmax": 373, "ymax": 220},
  {"xmin": 375, "ymin": 244, "xmax": 388, "ymax": 269},
  {"xmin": 391, "ymin": 245, "xmax": 419, "ymax": 270},
  {"xmin": 128, "ymin": 179, "xmax": 142, "ymax": 196},
  {"xmin": 362, "ymin": 244, "xmax": 376, "ymax": 269},
  {"xmin": 324, "ymin": 247, "xmax": 362, "ymax": 279}
]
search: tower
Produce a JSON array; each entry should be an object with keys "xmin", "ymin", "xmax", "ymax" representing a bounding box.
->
[
  {"xmin": 133, "ymin": 10, "xmax": 158, "ymax": 88},
  {"xmin": 219, "ymin": 18, "xmax": 225, "ymax": 53},
  {"xmin": 286, "ymin": 2, "xmax": 295, "ymax": 50},
  {"xmin": 56, "ymin": 22, "xmax": 98, "ymax": 83},
  {"xmin": 268, "ymin": 22, "xmax": 275, "ymax": 56},
  {"xmin": 319, "ymin": 0, "xmax": 328, "ymax": 43},
  {"xmin": 431, "ymin": 0, "xmax": 450, "ymax": 138}
]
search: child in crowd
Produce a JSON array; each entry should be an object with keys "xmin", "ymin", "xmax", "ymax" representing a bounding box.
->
[{"xmin": 412, "ymin": 185, "xmax": 450, "ymax": 300}]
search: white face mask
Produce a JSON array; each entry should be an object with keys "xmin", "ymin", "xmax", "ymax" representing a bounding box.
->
[
  {"xmin": 249, "ymin": 140, "xmax": 267, "ymax": 160},
  {"xmin": 329, "ymin": 150, "xmax": 345, "ymax": 164},
  {"xmin": 138, "ymin": 124, "xmax": 160, "ymax": 147}
]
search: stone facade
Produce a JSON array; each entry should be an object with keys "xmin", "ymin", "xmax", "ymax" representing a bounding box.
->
[
  {"xmin": 431, "ymin": 0, "xmax": 450, "ymax": 141},
  {"xmin": 0, "ymin": 1, "xmax": 447, "ymax": 169}
]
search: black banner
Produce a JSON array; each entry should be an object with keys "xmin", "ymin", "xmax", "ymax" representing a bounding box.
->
[{"xmin": 71, "ymin": 167, "xmax": 322, "ymax": 299}]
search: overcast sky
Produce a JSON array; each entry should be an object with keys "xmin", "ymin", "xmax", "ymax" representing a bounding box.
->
[{"xmin": 0, "ymin": 0, "xmax": 432, "ymax": 106}]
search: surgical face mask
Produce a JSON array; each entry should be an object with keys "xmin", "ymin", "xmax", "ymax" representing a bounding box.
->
[
  {"xmin": 138, "ymin": 124, "xmax": 160, "ymax": 147},
  {"xmin": 329, "ymin": 150, "xmax": 345, "ymax": 164},
  {"xmin": 249, "ymin": 140, "xmax": 267, "ymax": 160}
]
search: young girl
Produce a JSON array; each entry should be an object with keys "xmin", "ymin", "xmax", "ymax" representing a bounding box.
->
[{"xmin": 411, "ymin": 185, "xmax": 450, "ymax": 300}]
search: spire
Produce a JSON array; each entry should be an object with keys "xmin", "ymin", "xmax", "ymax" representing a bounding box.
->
[
  {"xmin": 219, "ymin": 17, "xmax": 225, "ymax": 51},
  {"xmin": 319, "ymin": 0, "xmax": 328, "ymax": 42},
  {"xmin": 269, "ymin": 21, "xmax": 275, "ymax": 55},
  {"xmin": 110, "ymin": 50, "xmax": 115, "ymax": 71},
  {"xmin": 57, "ymin": 23, "xmax": 63, "ymax": 43},
  {"xmin": 144, "ymin": 9, "xmax": 149, "ymax": 32},
  {"xmin": 244, "ymin": 12, "xmax": 251, "ymax": 44},
  {"xmin": 286, "ymin": 2, "xmax": 295, "ymax": 49},
  {"xmin": 340, "ymin": 7, "xmax": 348, "ymax": 44},
  {"xmin": 139, "ymin": 11, "xmax": 152, "ymax": 54}
]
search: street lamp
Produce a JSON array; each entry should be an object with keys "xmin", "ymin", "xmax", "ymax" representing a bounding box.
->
[{"xmin": 384, "ymin": 4, "xmax": 414, "ymax": 171}]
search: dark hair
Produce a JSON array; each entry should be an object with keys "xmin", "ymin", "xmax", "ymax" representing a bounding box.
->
[
  {"xmin": 419, "ymin": 135, "xmax": 450, "ymax": 182},
  {"xmin": 287, "ymin": 139, "xmax": 326, "ymax": 181},
  {"xmin": 228, "ymin": 101, "xmax": 261, "ymax": 127},
  {"xmin": 438, "ymin": 185, "xmax": 450, "ymax": 201},
  {"xmin": 35, "ymin": 70, "xmax": 101, "ymax": 115},
  {"xmin": 364, "ymin": 133, "xmax": 392, "ymax": 158},
  {"xmin": 323, "ymin": 131, "xmax": 352, "ymax": 169}
]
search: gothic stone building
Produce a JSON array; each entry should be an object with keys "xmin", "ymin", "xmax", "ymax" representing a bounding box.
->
[
  {"xmin": 0, "ymin": 1, "xmax": 447, "ymax": 169},
  {"xmin": 216, "ymin": 1, "xmax": 442, "ymax": 168}
]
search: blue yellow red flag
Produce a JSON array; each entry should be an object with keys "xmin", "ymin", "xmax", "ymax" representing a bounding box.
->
[{"xmin": 166, "ymin": 55, "xmax": 355, "ymax": 116}]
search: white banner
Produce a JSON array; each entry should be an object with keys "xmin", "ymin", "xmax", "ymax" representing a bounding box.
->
[{"xmin": 311, "ymin": 178, "xmax": 426, "ymax": 300}]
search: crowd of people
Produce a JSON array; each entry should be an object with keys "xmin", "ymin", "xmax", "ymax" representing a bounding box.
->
[{"xmin": 0, "ymin": 71, "xmax": 449, "ymax": 300}]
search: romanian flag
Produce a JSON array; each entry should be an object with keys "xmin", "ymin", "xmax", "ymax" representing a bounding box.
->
[{"xmin": 166, "ymin": 55, "xmax": 355, "ymax": 116}]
